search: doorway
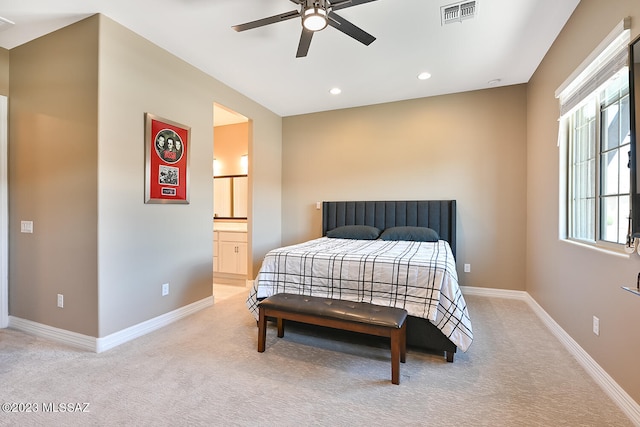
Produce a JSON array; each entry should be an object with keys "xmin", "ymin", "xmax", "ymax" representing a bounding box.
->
[{"xmin": 212, "ymin": 103, "xmax": 250, "ymax": 288}]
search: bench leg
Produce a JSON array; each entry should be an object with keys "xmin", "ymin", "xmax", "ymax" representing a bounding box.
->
[
  {"xmin": 390, "ymin": 329, "xmax": 401, "ymax": 385},
  {"xmin": 277, "ymin": 318, "xmax": 284, "ymax": 338},
  {"xmin": 400, "ymin": 322, "xmax": 406, "ymax": 364},
  {"xmin": 258, "ymin": 307, "xmax": 266, "ymax": 353}
]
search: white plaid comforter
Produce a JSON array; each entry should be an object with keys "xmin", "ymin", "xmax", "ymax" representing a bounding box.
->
[{"xmin": 246, "ymin": 237, "xmax": 473, "ymax": 352}]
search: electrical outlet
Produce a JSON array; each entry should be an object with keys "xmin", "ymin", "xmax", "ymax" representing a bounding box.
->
[
  {"xmin": 162, "ymin": 283, "xmax": 169, "ymax": 296},
  {"xmin": 57, "ymin": 294, "xmax": 64, "ymax": 308},
  {"xmin": 593, "ymin": 316, "xmax": 599, "ymax": 336},
  {"xmin": 464, "ymin": 263, "xmax": 471, "ymax": 273}
]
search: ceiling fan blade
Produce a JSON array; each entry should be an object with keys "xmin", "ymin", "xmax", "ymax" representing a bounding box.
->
[
  {"xmin": 296, "ymin": 28, "xmax": 314, "ymax": 58},
  {"xmin": 327, "ymin": 12, "xmax": 375, "ymax": 46},
  {"xmin": 232, "ymin": 10, "xmax": 300, "ymax": 32},
  {"xmin": 331, "ymin": 0, "xmax": 379, "ymax": 12}
]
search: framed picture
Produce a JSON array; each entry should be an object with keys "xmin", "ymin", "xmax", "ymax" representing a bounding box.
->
[{"xmin": 144, "ymin": 113, "xmax": 190, "ymax": 204}]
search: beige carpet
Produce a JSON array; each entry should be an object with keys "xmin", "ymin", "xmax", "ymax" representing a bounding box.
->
[{"xmin": 0, "ymin": 291, "xmax": 633, "ymax": 426}]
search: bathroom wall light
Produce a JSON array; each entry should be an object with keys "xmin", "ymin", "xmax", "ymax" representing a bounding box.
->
[{"xmin": 240, "ymin": 154, "xmax": 248, "ymax": 175}]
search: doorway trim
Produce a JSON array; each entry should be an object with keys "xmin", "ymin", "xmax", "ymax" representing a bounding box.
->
[{"xmin": 0, "ymin": 95, "xmax": 8, "ymax": 328}]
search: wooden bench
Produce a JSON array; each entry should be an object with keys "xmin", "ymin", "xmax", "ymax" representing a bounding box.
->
[{"xmin": 257, "ymin": 293, "xmax": 408, "ymax": 385}]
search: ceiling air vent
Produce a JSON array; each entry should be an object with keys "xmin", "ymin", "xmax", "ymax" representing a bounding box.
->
[{"xmin": 441, "ymin": 1, "xmax": 477, "ymax": 25}]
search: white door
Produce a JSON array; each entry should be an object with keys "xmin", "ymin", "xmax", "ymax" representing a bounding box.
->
[{"xmin": 0, "ymin": 95, "xmax": 8, "ymax": 328}]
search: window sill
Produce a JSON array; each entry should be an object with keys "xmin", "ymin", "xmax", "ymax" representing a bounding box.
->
[{"xmin": 561, "ymin": 238, "xmax": 632, "ymax": 259}]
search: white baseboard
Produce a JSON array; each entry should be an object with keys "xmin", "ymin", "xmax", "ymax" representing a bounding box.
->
[
  {"xmin": 8, "ymin": 286, "xmax": 639, "ymax": 424},
  {"xmin": 8, "ymin": 316, "xmax": 97, "ymax": 351},
  {"xmin": 96, "ymin": 296, "xmax": 213, "ymax": 352},
  {"xmin": 524, "ymin": 294, "xmax": 640, "ymax": 425},
  {"xmin": 460, "ymin": 285, "xmax": 528, "ymax": 300},
  {"xmin": 461, "ymin": 285, "xmax": 640, "ymax": 425},
  {"xmin": 9, "ymin": 296, "xmax": 213, "ymax": 353}
]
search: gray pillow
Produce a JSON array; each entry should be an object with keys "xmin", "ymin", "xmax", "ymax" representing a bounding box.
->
[
  {"xmin": 326, "ymin": 225, "xmax": 381, "ymax": 240},
  {"xmin": 379, "ymin": 226, "xmax": 439, "ymax": 242}
]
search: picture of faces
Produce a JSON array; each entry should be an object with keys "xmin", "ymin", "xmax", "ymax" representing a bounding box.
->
[
  {"xmin": 155, "ymin": 129, "xmax": 184, "ymax": 164},
  {"xmin": 159, "ymin": 165, "xmax": 179, "ymax": 186}
]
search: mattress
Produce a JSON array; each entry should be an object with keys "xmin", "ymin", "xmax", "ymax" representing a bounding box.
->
[{"xmin": 247, "ymin": 237, "xmax": 473, "ymax": 352}]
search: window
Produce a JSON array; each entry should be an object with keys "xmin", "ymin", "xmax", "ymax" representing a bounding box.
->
[
  {"xmin": 600, "ymin": 76, "xmax": 630, "ymax": 243},
  {"xmin": 568, "ymin": 99, "xmax": 596, "ymax": 242},
  {"xmin": 557, "ymin": 18, "xmax": 631, "ymax": 249},
  {"xmin": 567, "ymin": 73, "xmax": 630, "ymax": 245}
]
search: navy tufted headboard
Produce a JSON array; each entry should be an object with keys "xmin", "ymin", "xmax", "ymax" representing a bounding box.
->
[{"xmin": 322, "ymin": 200, "xmax": 457, "ymax": 257}]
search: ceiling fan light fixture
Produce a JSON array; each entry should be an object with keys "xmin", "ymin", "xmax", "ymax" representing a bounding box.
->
[
  {"xmin": 302, "ymin": 0, "xmax": 330, "ymax": 32},
  {"xmin": 232, "ymin": 0, "xmax": 376, "ymax": 58}
]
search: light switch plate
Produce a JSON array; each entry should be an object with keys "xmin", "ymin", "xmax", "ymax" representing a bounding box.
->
[{"xmin": 20, "ymin": 221, "xmax": 33, "ymax": 233}]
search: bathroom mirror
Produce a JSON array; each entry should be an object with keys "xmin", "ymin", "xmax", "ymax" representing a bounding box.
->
[{"xmin": 213, "ymin": 175, "xmax": 247, "ymax": 219}]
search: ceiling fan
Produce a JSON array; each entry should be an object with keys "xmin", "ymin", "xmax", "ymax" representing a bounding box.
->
[{"xmin": 232, "ymin": 0, "xmax": 378, "ymax": 58}]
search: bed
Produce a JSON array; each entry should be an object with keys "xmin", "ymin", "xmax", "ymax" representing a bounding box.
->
[{"xmin": 246, "ymin": 200, "xmax": 473, "ymax": 362}]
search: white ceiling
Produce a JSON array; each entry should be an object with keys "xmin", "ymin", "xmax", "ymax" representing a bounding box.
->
[{"xmin": 0, "ymin": 0, "xmax": 580, "ymax": 117}]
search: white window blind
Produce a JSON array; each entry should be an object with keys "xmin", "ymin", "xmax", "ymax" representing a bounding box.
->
[{"xmin": 556, "ymin": 18, "xmax": 631, "ymax": 117}]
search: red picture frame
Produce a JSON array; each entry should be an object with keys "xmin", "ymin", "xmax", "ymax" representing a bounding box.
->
[{"xmin": 144, "ymin": 113, "xmax": 190, "ymax": 204}]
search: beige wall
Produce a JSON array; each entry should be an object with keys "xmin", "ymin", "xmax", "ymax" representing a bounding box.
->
[
  {"xmin": 97, "ymin": 16, "xmax": 212, "ymax": 336},
  {"xmin": 282, "ymin": 85, "xmax": 527, "ymax": 289},
  {"xmin": 8, "ymin": 15, "xmax": 282, "ymax": 338},
  {"xmin": 249, "ymin": 116, "xmax": 282, "ymax": 277},
  {"xmin": 214, "ymin": 123, "xmax": 249, "ymax": 176},
  {"xmin": 9, "ymin": 17, "xmax": 99, "ymax": 335},
  {"xmin": 527, "ymin": 0, "xmax": 640, "ymax": 403},
  {"xmin": 96, "ymin": 16, "xmax": 281, "ymax": 335}
]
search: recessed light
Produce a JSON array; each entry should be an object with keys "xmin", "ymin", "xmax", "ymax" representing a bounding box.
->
[
  {"xmin": 417, "ymin": 72, "xmax": 431, "ymax": 80},
  {"xmin": 488, "ymin": 78, "xmax": 501, "ymax": 86},
  {"xmin": 329, "ymin": 87, "xmax": 342, "ymax": 95}
]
